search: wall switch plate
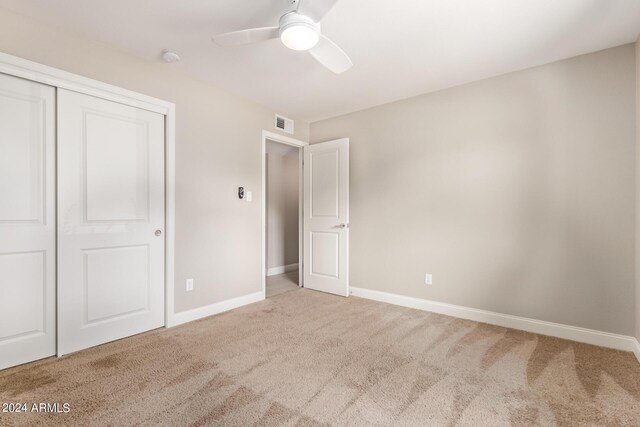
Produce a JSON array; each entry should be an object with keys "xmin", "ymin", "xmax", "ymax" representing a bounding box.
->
[
  {"xmin": 246, "ymin": 191, "xmax": 252, "ymax": 202},
  {"xmin": 186, "ymin": 278, "xmax": 194, "ymax": 291},
  {"xmin": 425, "ymin": 274, "xmax": 433, "ymax": 285}
]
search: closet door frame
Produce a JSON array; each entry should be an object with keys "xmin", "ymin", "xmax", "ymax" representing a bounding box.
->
[{"xmin": 0, "ymin": 51, "xmax": 179, "ymax": 333}]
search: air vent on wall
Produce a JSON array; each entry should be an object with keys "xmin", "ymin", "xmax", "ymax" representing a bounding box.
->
[{"xmin": 275, "ymin": 114, "xmax": 294, "ymax": 135}]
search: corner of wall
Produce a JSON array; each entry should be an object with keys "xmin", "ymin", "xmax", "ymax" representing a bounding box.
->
[{"xmin": 294, "ymin": 119, "xmax": 311, "ymax": 143}]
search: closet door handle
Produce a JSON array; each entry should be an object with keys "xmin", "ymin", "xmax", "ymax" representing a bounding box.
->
[{"xmin": 155, "ymin": 230, "xmax": 162, "ymax": 236}]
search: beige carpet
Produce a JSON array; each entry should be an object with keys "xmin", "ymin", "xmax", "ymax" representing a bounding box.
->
[
  {"xmin": 1, "ymin": 289, "xmax": 639, "ymax": 426},
  {"xmin": 266, "ymin": 271, "xmax": 299, "ymax": 297}
]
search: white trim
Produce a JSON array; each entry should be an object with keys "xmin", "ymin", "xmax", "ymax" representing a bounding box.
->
[
  {"xmin": 164, "ymin": 107, "xmax": 177, "ymax": 327},
  {"xmin": 633, "ymin": 338, "xmax": 640, "ymax": 363},
  {"xmin": 0, "ymin": 51, "xmax": 177, "ymax": 331},
  {"xmin": 350, "ymin": 287, "xmax": 640, "ymax": 356},
  {"xmin": 0, "ymin": 51, "xmax": 172, "ymax": 115},
  {"xmin": 298, "ymin": 147, "xmax": 304, "ymax": 288},
  {"xmin": 171, "ymin": 292, "xmax": 264, "ymax": 327},
  {"xmin": 266, "ymin": 263, "xmax": 299, "ymax": 277},
  {"xmin": 262, "ymin": 130, "xmax": 308, "ymax": 299},
  {"xmin": 263, "ymin": 130, "xmax": 307, "ymax": 147}
]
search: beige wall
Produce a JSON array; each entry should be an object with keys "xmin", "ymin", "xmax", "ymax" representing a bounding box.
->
[
  {"xmin": 0, "ymin": 7, "xmax": 309, "ymax": 313},
  {"xmin": 636, "ymin": 37, "xmax": 640, "ymax": 342},
  {"xmin": 266, "ymin": 152, "xmax": 299, "ymax": 269},
  {"xmin": 312, "ymin": 45, "xmax": 636, "ymax": 335}
]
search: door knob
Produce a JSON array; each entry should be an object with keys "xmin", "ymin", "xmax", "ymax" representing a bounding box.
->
[
  {"xmin": 155, "ymin": 230, "xmax": 162, "ymax": 236},
  {"xmin": 337, "ymin": 223, "xmax": 348, "ymax": 229}
]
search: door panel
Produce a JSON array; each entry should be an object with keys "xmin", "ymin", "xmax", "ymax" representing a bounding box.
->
[
  {"xmin": 84, "ymin": 111, "xmax": 149, "ymax": 222},
  {"xmin": 0, "ymin": 73, "xmax": 56, "ymax": 370},
  {"xmin": 310, "ymin": 150, "xmax": 339, "ymax": 217},
  {"xmin": 310, "ymin": 232, "xmax": 339, "ymax": 277},
  {"xmin": 303, "ymin": 138, "xmax": 349, "ymax": 296},
  {"xmin": 57, "ymin": 89, "xmax": 165, "ymax": 356},
  {"xmin": 84, "ymin": 245, "xmax": 150, "ymax": 323}
]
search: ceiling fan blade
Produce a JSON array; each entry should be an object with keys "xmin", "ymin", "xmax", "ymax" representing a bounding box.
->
[
  {"xmin": 213, "ymin": 27, "xmax": 279, "ymax": 46},
  {"xmin": 309, "ymin": 34, "xmax": 352, "ymax": 74},
  {"xmin": 296, "ymin": 0, "xmax": 340, "ymax": 22}
]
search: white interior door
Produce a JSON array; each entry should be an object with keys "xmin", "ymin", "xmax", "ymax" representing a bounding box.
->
[
  {"xmin": 0, "ymin": 74, "xmax": 56, "ymax": 370},
  {"xmin": 57, "ymin": 89, "xmax": 165, "ymax": 356},
  {"xmin": 303, "ymin": 138, "xmax": 349, "ymax": 296}
]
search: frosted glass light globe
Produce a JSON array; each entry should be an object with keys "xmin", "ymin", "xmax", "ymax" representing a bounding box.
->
[{"xmin": 280, "ymin": 24, "xmax": 319, "ymax": 51}]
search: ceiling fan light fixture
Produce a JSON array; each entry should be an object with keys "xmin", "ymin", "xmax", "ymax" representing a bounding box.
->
[
  {"xmin": 212, "ymin": 4, "xmax": 353, "ymax": 74},
  {"xmin": 280, "ymin": 24, "xmax": 319, "ymax": 51},
  {"xmin": 279, "ymin": 13, "xmax": 319, "ymax": 51}
]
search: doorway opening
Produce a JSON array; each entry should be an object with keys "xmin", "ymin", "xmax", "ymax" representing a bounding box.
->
[{"xmin": 262, "ymin": 131, "xmax": 307, "ymax": 298}]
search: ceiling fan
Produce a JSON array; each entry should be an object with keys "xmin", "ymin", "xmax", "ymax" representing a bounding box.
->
[{"xmin": 212, "ymin": 0, "xmax": 352, "ymax": 74}]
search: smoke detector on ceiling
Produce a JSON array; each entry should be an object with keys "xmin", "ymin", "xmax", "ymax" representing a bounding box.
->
[{"xmin": 161, "ymin": 50, "xmax": 181, "ymax": 63}]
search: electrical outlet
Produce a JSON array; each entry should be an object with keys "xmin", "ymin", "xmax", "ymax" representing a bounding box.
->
[
  {"xmin": 246, "ymin": 191, "xmax": 252, "ymax": 202},
  {"xmin": 186, "ymin": 278, "xmax": 194, "ymax": 291},
  {"xmin": 425, "ymin": 273, "xmax": 433, "ymax": 285}
]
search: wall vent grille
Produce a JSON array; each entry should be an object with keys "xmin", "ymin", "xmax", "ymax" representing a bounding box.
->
[{"xmin": 275, "ymin": 114, "xmax": 294, "ymax": 134}]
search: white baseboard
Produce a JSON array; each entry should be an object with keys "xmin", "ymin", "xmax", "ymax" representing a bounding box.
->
[
  {"xmin": 266, "ymin": 263, "xmax": 298, "ymax": 277},
  {"xmin": 168, "ymin": 291, "xmax": 264, "ymax": 327},
  {"xmin": 350, "ymin": 287, "xmax": 640, "ymax": 357},
  {"xmin": 633, "ymin": 338, "xmax": 640, "ymax": 363}
]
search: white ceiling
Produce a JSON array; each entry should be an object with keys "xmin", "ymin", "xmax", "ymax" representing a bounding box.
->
[{"xmin": 2, "ymin": 0, "xmax": 640, "ymax": 121}]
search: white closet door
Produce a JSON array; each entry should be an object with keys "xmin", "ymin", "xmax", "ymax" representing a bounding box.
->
[
  {"xmin": 0, "ymin": 74, "xmax": 56, "ymax": 370},
  {"xmin": 57, "ymin": 89, "xmax": 165, "ymax": 356}
]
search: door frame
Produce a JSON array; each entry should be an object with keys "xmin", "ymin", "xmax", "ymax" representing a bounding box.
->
[
  {"xmin": 0, "ymin": 51, "xmax": 179, "ymax": 329},
  {"xmin": 262, "ymin": 130, "xmax": 308, "ymax": 298}
]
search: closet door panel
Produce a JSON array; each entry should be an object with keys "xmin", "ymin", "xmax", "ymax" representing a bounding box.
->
[
  {"xmin": 57, "ymin": 89, "xmax": 165, "ymax": 356},
  {"xmin": 0, "ymin": 73, "xmax": 56, "ymax": 370}
]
